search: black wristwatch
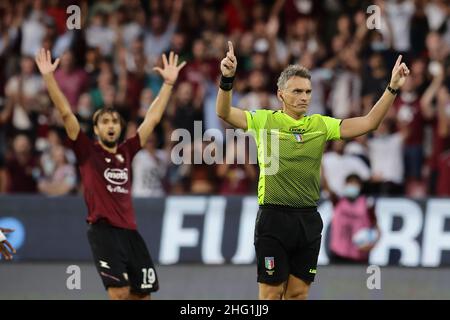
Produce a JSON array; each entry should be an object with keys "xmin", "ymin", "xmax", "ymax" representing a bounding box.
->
[{"xmin": 387, "ymin": 85, "xmax": 399, "ymax": 95}]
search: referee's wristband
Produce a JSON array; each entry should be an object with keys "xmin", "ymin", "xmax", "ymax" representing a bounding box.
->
[
  {"xmin": 0, "ymin": 230, "xmax": 6, "ymax": 242},
  {"xmin": 219, "ymin": 75, "xmax": 235, "ymax": 91},
  {"xmin": 386, "ymin": 85, "xmax": 399, "ymax": 95}
]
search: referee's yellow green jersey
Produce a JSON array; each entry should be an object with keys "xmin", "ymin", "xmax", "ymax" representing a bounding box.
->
[{"xmin": 245, "ymin": 110, "xmax": 342, "ymax": 207}]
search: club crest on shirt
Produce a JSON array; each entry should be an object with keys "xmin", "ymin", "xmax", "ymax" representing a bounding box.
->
[{"xmin": 115, "ymin": 154, "xmax": 124, "ymax": 163}]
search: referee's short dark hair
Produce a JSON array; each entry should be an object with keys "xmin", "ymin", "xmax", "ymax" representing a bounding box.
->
[{"xmin": 277, "ymin": 65, "xmax": 311, "ymax": 90}]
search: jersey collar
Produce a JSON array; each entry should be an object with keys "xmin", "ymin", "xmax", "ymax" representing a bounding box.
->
[{"xmin": 280, "ymin": 110, "xmax": 307, "ymax": 123}]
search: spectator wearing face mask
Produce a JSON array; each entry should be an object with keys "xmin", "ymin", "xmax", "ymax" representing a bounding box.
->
[{"xmin": 328, "ymin": 174, "xmax": 380, "ymax": 264}]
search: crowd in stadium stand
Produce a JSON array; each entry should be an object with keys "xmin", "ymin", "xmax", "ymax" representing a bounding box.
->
[{"xmin": 0, "ymin": 0, "xmax": 449, "ymax": 198}]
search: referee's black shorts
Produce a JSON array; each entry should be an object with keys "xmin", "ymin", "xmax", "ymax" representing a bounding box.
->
[
  {"xmin": 254, "ymin": 204, "xmax": 323, "ymax": 284},
  {"xmin": 87, "ymin": 220, "xmax": 159, "ymax": 294}
]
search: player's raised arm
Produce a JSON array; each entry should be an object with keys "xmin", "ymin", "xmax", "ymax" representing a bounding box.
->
[
  {"xmin": 35, "ymin": 48, "xmax": 80, "ymax": 141},
  {"xmin": 340, "ymin": 55, "xmax": 410, "ymax": 139},
  {"xmin": 216, "ymin": 41, "xmax": 248, "ymax": 130},
  {"xmin": 137, "ymin": 51, "xmax": 186, "ymax": 147}
]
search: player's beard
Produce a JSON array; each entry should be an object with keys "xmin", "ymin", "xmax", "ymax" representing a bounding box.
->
[{"xmin": 100, "ymin": 137, "xmax": 118, "ymax": 148}]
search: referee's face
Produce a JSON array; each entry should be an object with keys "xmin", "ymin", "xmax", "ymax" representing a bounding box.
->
[{"xmin": 279, "ymin": 76, "xmax": 312, "ymax": 116}]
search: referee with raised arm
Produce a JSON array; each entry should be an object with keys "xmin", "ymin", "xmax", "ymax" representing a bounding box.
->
[{"xmin": 216, "ymin": 41, "xmax": 410, "ymax": 300}]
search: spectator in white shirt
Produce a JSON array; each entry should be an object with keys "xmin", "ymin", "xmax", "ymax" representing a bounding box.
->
[
  {"xmin": 368, "ymin": 118, "xmax": 406, "ymax": 195},
  {"xmin": 385, "ymin": 0, "xmax": 415, "ymax": 53},
  {"xmin": 85, "ymin": 11, "xmax": 116, "ymax": 57},
  {"xmin": 20, "ymin": 2, "xmax": 48, "ymax": 57},
  {"xmin": 38, "ymin": 144, "xmax": 77, "ymax": 196},
  {"xmin": 322, "ymin": 140, "xmax": 371, "ymax": 197},
  {"xmin": 144, "ymin": 0, "xmax": 183, "ymax": 65},
  {"xmin": 132, "ymin": 133, "xmax": 168, "ymax": 197}
]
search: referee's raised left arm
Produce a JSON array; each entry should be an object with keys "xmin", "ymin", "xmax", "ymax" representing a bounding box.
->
[
  {"xmin": 340, "ymin": 55, "xmax": 410, "ymax": 139},
  {"xmin": 216, "ymin": 41, "xmax": 248, "ymax": 130}
]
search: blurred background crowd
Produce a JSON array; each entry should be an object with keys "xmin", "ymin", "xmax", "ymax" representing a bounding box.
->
[{"xmin": 0, "ymin": 0, "xmax": 449, "ymax": 199}]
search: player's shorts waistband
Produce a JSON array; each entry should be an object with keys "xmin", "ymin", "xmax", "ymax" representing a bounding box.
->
[
  {"xmin": 88, "ymin": 218, "xmax": 112, "ymax": 227},
  {"xmin": 88, "ymin": 218, "xmax": 136, "ymax": 232},
  {"xmin": 259, "ymin": 204, "xmax": 318, "ymax": 213}
]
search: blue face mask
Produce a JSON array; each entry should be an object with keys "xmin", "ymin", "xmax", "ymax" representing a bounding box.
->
[
  {"xmin": 343, "ymin": 184, "xmax": 360, "ymax": 199},
  {"xmin": 371, "ymin": 41, "xmax": 388, "ymax": 51}
]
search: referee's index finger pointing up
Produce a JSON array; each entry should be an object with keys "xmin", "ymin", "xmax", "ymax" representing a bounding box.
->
[
  {"xmin": 394, "ymin": 55, "xmax": 402, "ymax": 69},
  {"xmin": 228, "ymin": 41, "xmax": 234, "ymax": 56}
]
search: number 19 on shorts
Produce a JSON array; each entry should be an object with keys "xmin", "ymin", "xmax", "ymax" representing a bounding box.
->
[{"xmin": 141, "ymin": 268, "xmax": 156, "ymax": 289}]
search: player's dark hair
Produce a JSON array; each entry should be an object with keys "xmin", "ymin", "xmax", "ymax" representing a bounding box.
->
[
  {"xmin": 277, "ymin": 65, "xmax": 311, "ymax": 90},
  {"xmin": 92, "ymin": 107, "xmax": 126, "ymax": 129}
]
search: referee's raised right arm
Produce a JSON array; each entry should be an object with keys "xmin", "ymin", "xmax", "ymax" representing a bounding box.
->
[
  {"xmin": 35, "ymin": 48, "xmax": 80, "ymax": 141},
  {"xmin": 216, "ymin": 41, "xmax": 248, "ymax": 130}
]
